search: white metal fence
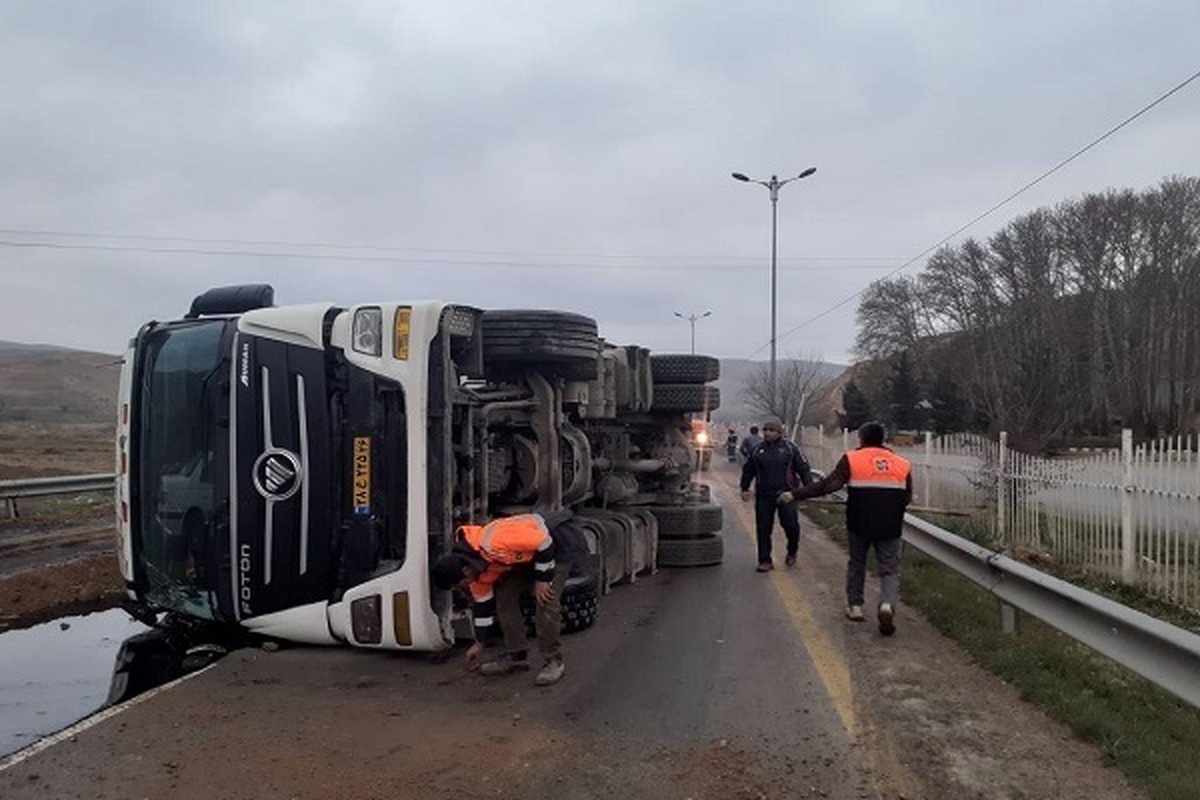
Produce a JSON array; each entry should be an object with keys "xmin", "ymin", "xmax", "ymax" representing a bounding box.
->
[{"xmin": 797, "ymin": 426, "xmax": 1200, "ymax": 612}]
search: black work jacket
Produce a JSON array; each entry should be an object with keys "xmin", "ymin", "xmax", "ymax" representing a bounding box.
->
[{"xmin": 740, "ymin": 438, "xmax": 813, "ymax": 496}]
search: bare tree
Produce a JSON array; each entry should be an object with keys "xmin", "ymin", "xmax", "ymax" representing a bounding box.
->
[
  {"xmin": 740, "ymin": 352, "xmax": 831, "ymax": 438},
  {"xmin": 854, "ymin": 275, "xmax": 930, "ymax": 360},
  {"xmin": 853, "ymin": 176, "xmax": 1200, "ymax": 444}
]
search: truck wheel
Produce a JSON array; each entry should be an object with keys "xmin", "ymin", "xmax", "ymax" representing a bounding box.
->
[
  {"xmin": 650, "ymin": 354, "xmax": 720, "ymax": 384},
  {"xmin": 657, "ymin": 535, "xmax": 724, "ymax": 567},
  {"xmin": 644, "ymin": 504, "xmax": 723, "ymax": 539},
  {"xmin": 482, "ymin": 310, "xmax": 600, "ymax": 380},
  {"xmin": 650, "ymin": 384, "xmax": 720, "ymax": 414},
  {"xmin": 521, "ymin": 572, "xmax": 600, "ymax": 635}
]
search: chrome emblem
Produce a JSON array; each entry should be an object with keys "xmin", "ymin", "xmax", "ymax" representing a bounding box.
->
[{"xmin": 252, "ymin": 448, "xmax": 302, "ymax": 501}]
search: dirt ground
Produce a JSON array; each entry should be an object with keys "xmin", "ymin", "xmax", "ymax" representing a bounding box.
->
[
  {"xmin": 0, "ymin": 551, "xmax": 124, "ymax": 632},
  {"xmin": 0, "ymin": 421, "xmax": 114, "ymax": 479},
  {"xmin": 0, "ymin": 419, "xmax": 122, "ymax": 630}
]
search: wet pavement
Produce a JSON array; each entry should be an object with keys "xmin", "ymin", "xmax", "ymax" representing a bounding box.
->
[{"xmin": 0, "ymin": 608, "xmax": 146, "ymax": 757}]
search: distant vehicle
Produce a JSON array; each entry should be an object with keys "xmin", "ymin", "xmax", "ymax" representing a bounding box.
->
[
  {"xmin": 690, "ymin": 419, "xmax": 714, "ymax": 471},
  {"xmin": 724, "ymin": 427, "xmax": 739, "ymax": 462},
  {"xmin": 115, "ymin": 285, "xmax": 724, "ymax": 652}
]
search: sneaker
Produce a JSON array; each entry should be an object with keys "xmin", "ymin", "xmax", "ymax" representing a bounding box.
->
[
  {"xmin": 534, "ymin": 656, "xmax": 565, "ymax": 686},
  {"xmin": 845, "ymin": 605, "xmax": 865, "ymax": 622},
  {"xmin": 878, "ymin": 603, "xmax": 896, "ymax": 636},
  {"xmin": 784, "ymin": 553, "xmax": 797, "ymax": 568},
  {"xmin": 756, "ymin": 561, "xmax": 774, "ymax": 572},
  {"xmin": 478, "ymin": 652, "xmax": 530, "ymax": 676}
]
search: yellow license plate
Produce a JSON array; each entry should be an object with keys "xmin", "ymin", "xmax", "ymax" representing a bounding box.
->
[{"xmin": 353, "ymin": 437, "xmax": 371, "ymax": 514}]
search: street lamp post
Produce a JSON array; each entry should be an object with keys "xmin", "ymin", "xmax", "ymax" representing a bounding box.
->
[
  {"xmin": 731, "ymin": 166, "xmax": 817, "ymax": 414},
  {"xmin": 673, "ymin": 310, "xmax": 712, "ymax": 354}
]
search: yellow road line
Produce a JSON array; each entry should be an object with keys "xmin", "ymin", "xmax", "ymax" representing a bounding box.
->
[
  {"xmin": 719, "ymin": 479, "xmax": 923, "ymax": 796},
  {"xmin": 726, "ymin": 493, "xmax": 859, "ymax": 737}
]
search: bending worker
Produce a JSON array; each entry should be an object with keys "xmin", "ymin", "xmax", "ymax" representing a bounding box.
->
[
  {"xmin": 431, "ymin": 510, "xmax": 585, "ymax": 686},
  {"xmin": 777, "ymin": 421, "xmax": 911, "ymax": 635}
]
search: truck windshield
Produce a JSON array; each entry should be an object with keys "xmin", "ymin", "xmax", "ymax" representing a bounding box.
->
[{"xmin": 134, "ymin": 320, "xmax": 230, "ymax": 621}]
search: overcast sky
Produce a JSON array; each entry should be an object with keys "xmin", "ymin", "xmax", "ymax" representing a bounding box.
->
[{"xmin": 1, "ymin": 2, "xmax": 1198, "ymax": 364}]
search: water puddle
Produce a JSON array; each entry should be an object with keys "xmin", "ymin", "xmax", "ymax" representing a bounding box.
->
[{"xmin": 0, "ymin": 608, "xmax": 148, "ymax": 758}]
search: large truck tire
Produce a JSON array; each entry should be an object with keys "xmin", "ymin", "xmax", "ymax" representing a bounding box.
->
[
  {"xmin": 650, "ymin": 354, "xmax": 720, "ymax": 384},
  {"xmin": 482, "ymin": 310, "xmax": 600, "ymax": 380},
  {"xmin": 657, "ymin": 535, "xmax": 724, "ymax": 567},
  {"xmin": 650, "ymin": 384, "xmax": 720, "ymax": 414},
  {"xmin": 521, "ymin": 572, "xmax": 600, "ymax": 635},
  {"xmin": 644, "ymin": 504, "xmax": 723, "ymax": 539}
]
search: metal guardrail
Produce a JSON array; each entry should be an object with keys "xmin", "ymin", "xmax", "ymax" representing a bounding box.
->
[
  {"xmin": 903, "ymin": 512, "xmax": 1200, "ymax": 710},
  {"xmin": 0, "ymin": 473, "xmax": 116, "ymax": 519}
]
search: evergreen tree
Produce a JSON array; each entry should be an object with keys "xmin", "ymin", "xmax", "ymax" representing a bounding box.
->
[
  {"xmin": 839, "ymin": 381, "xmax": 872, "ymax": 430},
  {"xmin": 887, "ymin": 353, "xmax": 921, "ymax": 430}
]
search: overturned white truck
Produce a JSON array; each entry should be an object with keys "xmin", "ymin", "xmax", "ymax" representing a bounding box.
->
[{"xmin": 115, "ymin": 285, "xmax": 723, "ymax": 651}]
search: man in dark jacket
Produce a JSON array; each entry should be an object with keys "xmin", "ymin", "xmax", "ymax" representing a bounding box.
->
[
  {"xmin": 738, "ymin": 425, "xmax": 763, "ymax": 462},
  {"xmin": 740, "ymin": 419, "xmax": 813, "ymax": 571},
  {"xmin": 778, "ymin": 421, "xmax": 911, "ymax": 635}
]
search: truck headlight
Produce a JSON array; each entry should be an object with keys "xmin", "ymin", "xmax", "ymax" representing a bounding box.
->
[
  {"xmin": 696, "ymin": 431, "xmax": 709, "ymax": 445},
  {"xmin": 352, "ymin": 308, "xmax": 383, "ymax": 356}
]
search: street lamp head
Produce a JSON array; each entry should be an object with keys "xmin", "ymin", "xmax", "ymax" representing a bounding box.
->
[
  {"xmin": 702, "ymin": 310, "xmax": 713, "ymax": 318},
  {"xmin": 798, "ymin": 167, "xmax": 817, "ymax": 179},
  {"xmin": 673, "ymin": 311, "xmax": 684, "ymax": 319},
  {"xmin": 731, "ymin": 172, "xmax": 750, "ymax": 182}
]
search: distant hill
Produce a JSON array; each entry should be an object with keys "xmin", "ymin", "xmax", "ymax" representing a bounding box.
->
[
  {"xmin": 0, "ymin": 341, "xmax": 121, "ymax": 423},
  {"xmin": 0, "ymin": 341, "xmax": 847, "ymax": 429}
]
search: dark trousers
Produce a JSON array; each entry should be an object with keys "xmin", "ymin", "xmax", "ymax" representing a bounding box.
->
[
  {"xmin": 495, "ymin": 565, "xmax": 570, "ymax": 661},
  {"xmin": 846, "ymin": 533, "xmax": 902, "ymax": 607},
  {"xmin": 754, "ymin": 494, "xmax": 800, "ymax": 564}
]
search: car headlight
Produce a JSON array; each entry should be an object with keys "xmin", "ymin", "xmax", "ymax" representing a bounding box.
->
[
  {"xmin": 352, "ymin": 307, "xmax": 383, "ymax": 356},
  {"xmin": 696, "ymin": 431, "xmax": 709, "ymax": 445}
]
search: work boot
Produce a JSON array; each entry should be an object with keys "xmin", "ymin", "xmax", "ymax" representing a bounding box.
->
[
  {"xmin": 534, "ymin": 656, "xmax": 565, "ymax": 686},
  {"xmin": 479, "ymin": 651, "xmax": 530, "ymax": 676},
  {"xmin": 878, "ymin": 603, "xmax": 896, "ymax": 636},
  {"xmin": 845, "ymin": 605, "xmax": 865, "ymax": 622},
  {"xmin": 756, "ymin": 560, "xmax": 774, "ymax": 572},
  {"xmin": 785, "ymin": 552, "xmax": 797, "ymax": 568}
]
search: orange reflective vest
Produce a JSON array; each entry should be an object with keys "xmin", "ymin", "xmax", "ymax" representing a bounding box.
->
[
  {"xmin": 456, "ymin": 514, "xmax": 555, "ymax": 607},
  {"xmin": 846, "ymin": 447, "xmax": 911, "ymax": 490}
]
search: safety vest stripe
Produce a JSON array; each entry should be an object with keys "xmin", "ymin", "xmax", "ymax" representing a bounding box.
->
[
  {"xmin": 473, "ymin": 616, "xmax": 494, "ymax": 628},
  {"xmin": 846, "ymin": 479, "xmax": 908, "ymax": 489},
  {"xmin": 535, "ymin": 559, "xmax": 556, "ymax": 572}
]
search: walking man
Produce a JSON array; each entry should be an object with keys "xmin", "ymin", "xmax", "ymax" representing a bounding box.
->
[
  {"xmin": 777, "ymin": 421, "xmax": 911, "ymax": 635},
  {"xmin": 738, "ymin": 425, "xmax": 763, "ymax": 463},
  {"xmin": 740, "ymin": 419, "xmax": 813, "ymax": 571},
  {"xmin": 431, "ymin": 510, "xmax": 586, "ymax": 686}
]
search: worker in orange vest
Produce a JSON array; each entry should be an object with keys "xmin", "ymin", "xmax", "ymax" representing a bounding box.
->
[
  {"xmin": 777, "ymin": 421, "xmax": 912, "ymax": 635},
  {"xmin": 432, "ymin": 511, "xmax": 583, "ymax": 686}
]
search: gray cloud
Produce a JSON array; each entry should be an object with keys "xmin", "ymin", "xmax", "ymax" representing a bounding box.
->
[{"xmin": 2, "ymin": 1, "xmax": 1198, "ymax": 363}]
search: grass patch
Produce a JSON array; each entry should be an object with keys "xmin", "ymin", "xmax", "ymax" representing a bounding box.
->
[
  {"xmin": 802, "ymin": 503, "xmax": 1200, "ymax": 800},
  {"xmin": 0, "ymin": 491, "xmax": 111, "ymax": 530}
]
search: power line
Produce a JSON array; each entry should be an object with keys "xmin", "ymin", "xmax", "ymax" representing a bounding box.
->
[
  {"xmin": 0, "ymin": 239, "xmax": 896, "ymax": 273},
  {"xmin": 0, "ymin": 226, "xmax": 897, "ymax": 265},
  {"xmin": 750, "ymin": 65, "xmax": 1200, "ymax": 360}
]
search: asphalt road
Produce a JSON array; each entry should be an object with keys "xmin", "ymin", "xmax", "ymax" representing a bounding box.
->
[{"xmin": 0, "ymin": 462, "xmax": 1140, "ymax": 799}]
